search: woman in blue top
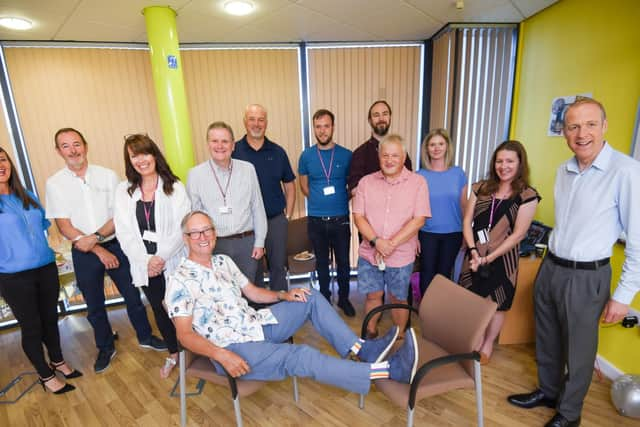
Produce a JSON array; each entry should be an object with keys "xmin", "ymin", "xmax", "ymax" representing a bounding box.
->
[
  {"xmin": 417, "ymin": 129, "xmax": 467, "ymax": 295},
  {"xmin": 0, "ymin": 147, "xmax": 81, "ymax": 394}
]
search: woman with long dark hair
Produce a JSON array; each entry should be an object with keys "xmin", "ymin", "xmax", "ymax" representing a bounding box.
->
[
  {"xmin": 0, "ymin": 147, "xmax": 81, "ymax": 393},
  {"xmin": 416, "ymin": 129, "xmax": 467, "ymax": 294},
  {"xmin": 113, "ymin": 135, "xmax": 190, "ymax": 378},
  {"xmin": 459, "ymin": 140, "xmax": 540, "ymax": 363}
]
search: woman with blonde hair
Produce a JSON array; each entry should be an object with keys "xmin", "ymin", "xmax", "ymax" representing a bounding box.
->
[{"xmin": 416, "ymin": 129, "xmax": 467, "ymax": 294}]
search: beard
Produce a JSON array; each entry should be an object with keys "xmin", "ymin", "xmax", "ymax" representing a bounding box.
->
[
  {"xmin": 315, "ymin": 133, "xmax": 333, "ymax": 146},
  {"xmin": 373, "ymin": 122, "xmax": 389, "ymax": 137}
]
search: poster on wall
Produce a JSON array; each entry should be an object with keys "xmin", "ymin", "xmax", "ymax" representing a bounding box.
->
[{"xmin": 547, "ymin": 93, "xmax": 593, "ymax": 136}]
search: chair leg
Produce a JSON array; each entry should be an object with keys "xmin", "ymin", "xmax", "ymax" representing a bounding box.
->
[
  {"xmin": 179, "ymin": 351, "xmax": 187, "ymax": 427},
  {"xmin": 474, "ymin": 360, "xmax": 484, "ymax": 427},
  {"xmin": 406, "ymin": 407, "xmax": 415, "ymax": 427},
  {"xmin": 0, "ymin": 371, "xmax": 39, "ymax": 405},
  {"xmin": 233, "ymin": 396, "xmax": 243, "ymax": 427},
  {"xmin": 358, "ymin": 394, "xmax": 365, "ymax": 409},
  {"xmin": 292, "ymin": 376, "xmax": 299, "ymax": 403}
]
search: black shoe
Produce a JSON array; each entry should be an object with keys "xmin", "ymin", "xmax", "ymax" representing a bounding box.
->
[
  {"xmin": 94, "ymin": 348, "xmax": 117, "ymax": 373},
  {"xmin": 507, "ymin": 389, "xmax": 557, "ymax": 409},
  {"xmin": 49, "ymin": 361, "xmax": 83, "ymax": 379},
  {"xmin": 545, "ymin": 413, "xmax": 580, "ymax": 427},
  {"xmin": 39, "ymin": 375, "xmax": 75, "ymax": 394},
  {"xmin": 337, "ymin": 299, "xmax": 356, "ymax": 317},
  {"xmin": 139, "ymin": 335, "xmax": 167, "ymax": 352}
]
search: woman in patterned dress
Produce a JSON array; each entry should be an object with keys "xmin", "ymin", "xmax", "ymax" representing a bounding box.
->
[{"xmin": 459, "ymin": 140, "xmax": 540, "ymax": 363}]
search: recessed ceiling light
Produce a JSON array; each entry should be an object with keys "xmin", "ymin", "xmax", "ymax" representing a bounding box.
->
[
  {"xmin": 0, "ymin": 17, "xmax": 33, "ymax": 31},
  {"xmin": 224, "ymin": 0, "xmax": 255, "ymax": 16}
]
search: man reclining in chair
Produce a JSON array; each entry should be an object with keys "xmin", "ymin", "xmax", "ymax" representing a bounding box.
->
[{"xmin": 165, "ymin": 210, "xmax": 418, "ymax": 395}]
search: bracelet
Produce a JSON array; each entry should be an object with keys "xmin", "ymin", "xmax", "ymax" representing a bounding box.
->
[
  {"xmin": 469, "ymin": 247, "xmax": 478, "ymax": 253},
  {"xmin": 277, "ymin": 290, "xmax": 286, "ymax": 301},
  {"xmin": 72, "ymin": 235, "xmax": 84, "ymax": 242}
]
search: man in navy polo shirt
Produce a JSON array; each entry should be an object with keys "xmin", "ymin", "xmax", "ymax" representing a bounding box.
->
[
  {"xmin": 298, "ymin": 109, "xmax": 355, "ymax": 317},
  {"xmin": 233, "ymin": 104, "xmax": 296, "ymax": 291}
]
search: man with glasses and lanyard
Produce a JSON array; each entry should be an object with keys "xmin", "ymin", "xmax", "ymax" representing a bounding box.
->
[
  {"xmin": 187, "ymin": 121, "xmax": 267, "ymax": 286},
  {"xmin": 298, "ymin": 109, "xmax": 355, "ymax": 317}
]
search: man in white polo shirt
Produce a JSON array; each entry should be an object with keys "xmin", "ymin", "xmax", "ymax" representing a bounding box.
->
[{"xmin": 45, "ymin": 128, "xmax": 165, "ymax": 373}]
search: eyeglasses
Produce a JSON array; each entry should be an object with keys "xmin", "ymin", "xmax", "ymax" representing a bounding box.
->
[{"xmin": 184, "ymin": 227, "xmax": 215, "ymax": 240}]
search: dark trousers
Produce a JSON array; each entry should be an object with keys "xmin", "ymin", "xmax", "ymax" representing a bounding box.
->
[
  {"xmin": 307, "ymin": 216, "xmax": 351, "ymax": 301},
  {"xmin": 534, "ymin": 257, "xmax": 611, "ymax": 420},
  {"xmin": 418, "ymin": 231, "xmax": 462, "ymax": 294},
  {"xmin": 72, "ymin": 239, "xmax": 152, "ymax": 352},
  {"xmin": 0, "ymin": 262, "xmax": 63, "ymax": 378},
  {"xmin": 141, "ymin": 274, "xmax": 178, "ymax": 354},
  {"xmin": 258, "ymin": 213, "xmax": 288, "ymax": 291}
]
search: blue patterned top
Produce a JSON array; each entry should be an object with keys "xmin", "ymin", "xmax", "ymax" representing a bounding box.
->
[{"xmin": 165, "ymin": 255, "xmax": 277, "ymax": 348}]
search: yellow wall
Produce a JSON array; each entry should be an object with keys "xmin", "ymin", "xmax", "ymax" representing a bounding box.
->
[{"xmin": 511, "ymin": 0, "xmax": 640, "ymax": 373}]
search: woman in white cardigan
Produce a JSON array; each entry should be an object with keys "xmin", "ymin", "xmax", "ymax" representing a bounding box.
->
[{"xmin": 114, "ymin": 134, "xmax": 191, "ymax": 378}]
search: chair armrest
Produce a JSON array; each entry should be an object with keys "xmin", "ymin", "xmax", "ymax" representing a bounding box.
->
[
  {"xmin": 360, "ymin": 303, "xmax": 419, "ymax": 339},
  {"xmin": 408, "ymin": 351, "xmax": 481, "ymax": 409}
]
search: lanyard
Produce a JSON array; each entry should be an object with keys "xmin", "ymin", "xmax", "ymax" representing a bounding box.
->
[
  {"xmin": 209, "ymin": 160, "xmax": 233, "ymax": 205},
  {"xmin": 316, "ymin": 146, "xmax": 335, "ymax": 186},
  {"xmin": 140, "ymin": 177, "xmax": 158, "ymax": 231},
  {"xmin": 488, "ymin": 195, "xmax": 504, "ymax": 232}
]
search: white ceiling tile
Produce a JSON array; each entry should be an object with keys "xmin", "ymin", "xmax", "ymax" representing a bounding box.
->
[
  {"xmin": 351, "ymin": 3, "xmax": 442, "ymax": 41},
  {"xmin": 509, "ymin": 0, "xmax": 559, "ymax": 18},
  {"xmin": 406, "ymin": 0, "xmax": 523, "ymax": 23}
]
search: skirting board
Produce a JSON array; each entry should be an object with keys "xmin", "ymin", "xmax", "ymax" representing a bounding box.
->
[{"xmin": 596, "ymin": 307, "xmax": 640, "ymax": 380}]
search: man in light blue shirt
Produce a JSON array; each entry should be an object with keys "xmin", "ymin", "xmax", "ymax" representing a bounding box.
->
[{"xmin": 508, "ymin": 98, "xmax": 640, "ymax": 427}]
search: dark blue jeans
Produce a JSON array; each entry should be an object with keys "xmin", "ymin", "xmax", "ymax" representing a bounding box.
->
[
  {"xmin": 307, "ymin": 216, "xmax": 351, "ymax": 301},
  {"xmin": 418, "ymin": 231, "xmax": 462, "ymax": 294},
  {"xmin": 72, "ymin": 239, "xmax": 152, "ymax": 352}
]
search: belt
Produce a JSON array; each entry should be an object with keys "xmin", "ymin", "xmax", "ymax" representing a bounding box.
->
[
  {"xmin": 311, "ymin": 215, "xmax": 349, "ymax": 222},
  {"xmin": 219, "ymin": 230, "xmax": 254, "ymax": 240},
  {"xmin": 547, "ymin": 251, "xmax": 610, "ymax": 270}
]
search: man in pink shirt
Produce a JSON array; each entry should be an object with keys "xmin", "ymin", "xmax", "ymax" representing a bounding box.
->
[{"xmin": 353, "ymin": 134, "xmax": 431, "ymax": 339}]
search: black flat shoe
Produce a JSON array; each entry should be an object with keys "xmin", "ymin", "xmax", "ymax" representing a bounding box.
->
[
  {"xmin": 545, "ymin": 413, "xmax": 580, "ymax": 427},
  {"xmin": 507, "ymin": 389, "xmax": 556, "ymax": 409},
  {"xmin": 50, "ymin": 361, "xmax": 83, "ymax": 379},
  {"xmin": 39, "ymin": 375, "xmax": 76, "ymax": 394}
]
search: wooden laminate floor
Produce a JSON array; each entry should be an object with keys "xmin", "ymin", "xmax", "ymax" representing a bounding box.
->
[{"xmin": 0, "ymin": 283, "xmax": 634, "ymax": 427}]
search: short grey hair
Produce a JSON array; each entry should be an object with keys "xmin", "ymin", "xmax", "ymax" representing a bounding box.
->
[
  {"xmin": 379, "ymin": 133, "xmax": 406, "ymax": 153},
  {"xmin": 181, "ymin": 210, "xmax": 215, "ymax": 233}
]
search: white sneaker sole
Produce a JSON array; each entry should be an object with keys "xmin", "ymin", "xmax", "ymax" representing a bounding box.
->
[{"xmin": 407, "ymin": 328, "xmax": 419, "ymax": 383}]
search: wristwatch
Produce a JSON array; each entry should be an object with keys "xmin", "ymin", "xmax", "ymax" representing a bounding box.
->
[
  {"xmin": 94, "ymin": 232, "xmax": 105, "ymax": 243},
  {"xmin": 369, "ymin": 237, "xmax": 378, "ymax": 247},
  {"xmin": 277, "ymin": 290, "xmax": 286, "ymax": 301}
]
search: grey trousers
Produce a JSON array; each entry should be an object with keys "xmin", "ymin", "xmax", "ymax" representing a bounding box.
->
[
  {"xmin": 534, "ymin": 257, "xmax": 610, "ymax": 420},
  {"xmin": 256, "ymin": 213, "xmax": 288, "ymax": 291},
  {"xmin": 214, "ymin": 234, "xmax": 258, "ymax": 283}
]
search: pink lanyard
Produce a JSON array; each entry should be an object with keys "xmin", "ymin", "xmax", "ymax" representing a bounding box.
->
[
  {"xmin": 488, "ymin": 195, "xmax": 503, "ymax": 232},
  {"xmin": 209, "ymin": 160, "xmax": 233, "ymax": 205},
  {"xmin": 141, "ymin": 177, "xmax": 158, "ymax": 230},
  {"xmin": 316, "ymin": 146, "xmax": 335, "ymax": 186}
]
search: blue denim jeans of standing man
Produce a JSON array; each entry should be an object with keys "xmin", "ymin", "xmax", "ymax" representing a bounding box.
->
[
  {"xmin": 307, "ymin": 215, "xmax": 351, "ymax": 301},
  {"xmin": 71, "ymin": 239, "xmax": 152, "ymax": 352},
  {"xmin": 217, "ymin": 289, "xmax": 371, "ymax": 394}
]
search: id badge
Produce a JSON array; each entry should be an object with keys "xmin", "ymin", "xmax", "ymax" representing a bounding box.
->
[
  {"xmin": 477, "ymin": 228, "xmax": 489, "ymax": 244},
  {"xmin": 219, "ymin": 206, "xmax": 232, "ymax": 214},
  {"xmin": 323, "ymin": 185, "xmax": 336, "ymax": 196},
  {"xmin": 142, "ymin": 230, "xmax": 158, "ymax": 242}
]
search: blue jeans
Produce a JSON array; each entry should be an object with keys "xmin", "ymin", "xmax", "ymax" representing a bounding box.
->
[
  {"xmin": 217, "ymin": 290, "xmax": 371, "ymax": 394},
  {"xmin": 72, "ymin": 239, "xmax": 152, "ymax": 352},
  {"xmin": 418, "ymin": 231, "xmax": 462, "ymax": 294},
  {"xmin": 307, "ymin": 216, "xmax": 351, "ymax": 300}
]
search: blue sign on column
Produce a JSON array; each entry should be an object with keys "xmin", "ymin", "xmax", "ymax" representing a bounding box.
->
[{"xmin": 167, "ymin": 55, "xmax": 178, "ymax": 69}]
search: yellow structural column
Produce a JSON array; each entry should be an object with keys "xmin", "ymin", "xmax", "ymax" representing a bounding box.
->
[{"xmin": 143, "ymin": 6, "xmax": 194, "ymax": 181}]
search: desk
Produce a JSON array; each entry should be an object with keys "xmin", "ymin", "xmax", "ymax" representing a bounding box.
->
[{"xmin": 498, "ymin": 256, "xmax": 542, "ymax": 345}]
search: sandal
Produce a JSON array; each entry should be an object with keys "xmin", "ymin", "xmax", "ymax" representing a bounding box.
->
[{"xmin": 160, "ymin": 357, "xmax": 177, "ymax": 379}]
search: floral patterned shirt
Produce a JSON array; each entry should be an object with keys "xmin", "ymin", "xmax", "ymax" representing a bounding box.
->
[{"xmin": 166, "ymin": 255, "xmax": 278, "ymax": 348}]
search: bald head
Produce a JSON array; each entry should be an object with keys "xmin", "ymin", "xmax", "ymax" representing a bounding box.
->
[{"xmin": 244, "ymin": 104, "xmax": 268, "ymax": 141}]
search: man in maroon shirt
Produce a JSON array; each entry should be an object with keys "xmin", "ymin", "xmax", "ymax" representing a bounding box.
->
[{"xmin": 347, "ymin": 100, "xmax": 413, "ymax": 196}]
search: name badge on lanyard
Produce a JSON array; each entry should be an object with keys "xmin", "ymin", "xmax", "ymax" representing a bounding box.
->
[
  {"xmin": 143, "ymin": 230, "xmax": 158, "ymax": 242},
  {"xmin": 323, "ymin": 186, "xmax": 336, "ymax": 196},
  {"xmin": 317, "ymin": 146, "xmax": 336, "ymax": 197},
  {"xmin": 219, "ymin": 206, "xmax": 232, "ymax": 214}
]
